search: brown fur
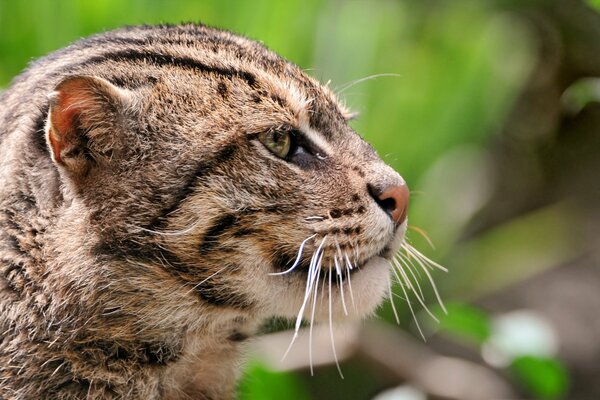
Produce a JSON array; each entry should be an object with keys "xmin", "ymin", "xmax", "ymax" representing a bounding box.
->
[{"xmin": 0, "ymin": 24, "xmax": 407, "ymax": 399}]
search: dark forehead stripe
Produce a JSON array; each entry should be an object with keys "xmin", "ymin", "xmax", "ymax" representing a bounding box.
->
[
  {"xmin": 146, "ymin": 143, "xmax": 236, "ymax": 230},
  {"xmin": 84, "ymin": 33, "xmax": 289, "ymax": 81},
  {"xmin": 93, "ymin": 33, "xmax": 262, "ymax": 62},
  {"xmin": 305, "ymin": 88, "xmax": 347, "ymax": 137},
  {"xmin": 77, "ymin": 50, "xmax": 258, "ymax": 88},
  {"xmin": 59, "ymin": 25, "xmax": 317, "ymax": 106}
]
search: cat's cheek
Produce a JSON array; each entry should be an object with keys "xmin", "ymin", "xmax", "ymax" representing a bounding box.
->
[{"xmin": 340, "ymin": 256, "xmax": 391, "ymax": 319}]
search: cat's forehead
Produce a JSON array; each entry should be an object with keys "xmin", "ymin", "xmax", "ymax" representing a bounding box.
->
[{"xmin": 130, "ymin": 25, "xmax": 350, "ymax": 135}]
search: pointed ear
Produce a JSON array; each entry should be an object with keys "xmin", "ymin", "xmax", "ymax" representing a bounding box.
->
[
  {"xmin": 46, "ymin": 75, "xmax": 132, "ymax": 176},
  {"xmin": 338, "ymin": 103, "xmax": 359, "ymax": 121}
]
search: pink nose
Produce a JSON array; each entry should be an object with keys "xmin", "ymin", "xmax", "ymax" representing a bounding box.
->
[{"xmin": 374, "ymin": 184, "xmax": 409, "ymax": 224}]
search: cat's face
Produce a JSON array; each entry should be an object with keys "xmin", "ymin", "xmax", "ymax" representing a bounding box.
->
[
  {"xmin": 153, "ymin": 72, "xmax": 410, "ymax": 323},
  {"xmin": 46, "ymin": 29, "xmax": 409, "ymax": 326}
]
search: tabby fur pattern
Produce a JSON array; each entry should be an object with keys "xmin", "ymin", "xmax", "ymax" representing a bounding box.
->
[{"xmin": 0, "ymin": 24, "xmax": 409, "ymax": 399}]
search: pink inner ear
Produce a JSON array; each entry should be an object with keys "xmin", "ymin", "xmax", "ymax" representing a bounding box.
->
[
  {"xmin": 51, "ymin": 79, "xmax": 95, "ymax": 134},
  {"xmin": 51, "ymin": 92, "xmax": 83, "ymax": 134},
  {"xmin": 48, "ymin": 81, "xmax": 93, "ymax": 164}
]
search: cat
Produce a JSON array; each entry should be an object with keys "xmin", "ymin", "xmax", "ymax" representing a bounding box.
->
[{"xmin": 0, "ymin": 23, "xmax": 424, "ymax": 399}]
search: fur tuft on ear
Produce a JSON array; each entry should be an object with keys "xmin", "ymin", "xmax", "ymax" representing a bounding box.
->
[
  {"xmin": 46, "ymin": 75, "xmax": 131, "ymax": 176},
  {"xmin": 341, "ymin": 107, "xmax": 359, "ymax": 121}
]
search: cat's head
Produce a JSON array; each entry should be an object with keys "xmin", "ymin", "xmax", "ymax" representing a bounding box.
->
[{"xmin": 45, "ymin": 25, "xmax": 410, "ymax": 327}]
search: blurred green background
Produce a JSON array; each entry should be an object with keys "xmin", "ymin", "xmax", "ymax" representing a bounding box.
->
[{"xmin": 2, "ymin": 0, "xmax": 599, "ymax": 399}]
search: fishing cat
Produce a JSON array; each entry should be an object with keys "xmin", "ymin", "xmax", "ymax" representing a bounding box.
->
[{"xmin": 0, "ymin": 24, "xmax": 421, "ymax": 399}]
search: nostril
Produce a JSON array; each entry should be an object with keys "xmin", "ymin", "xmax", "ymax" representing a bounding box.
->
[
  {"xmin": 368, "ymin": 183, "xmax": 410, "ymax": 224},
  {"xmin": 376, "ymin": 195, "xmax": 397, "ymax": 214}
]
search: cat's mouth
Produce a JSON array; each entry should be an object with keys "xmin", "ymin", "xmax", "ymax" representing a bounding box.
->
[
  {"xmin": 314, "ymin": 222, "xmax": 407, "ymax": 283},
  {"xmin": 315, "ymin": 247, "xmax": 394, "ymax": 284}
]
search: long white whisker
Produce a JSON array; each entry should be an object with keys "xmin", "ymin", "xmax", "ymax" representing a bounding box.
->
[
  {"xmin": 344, "ymin": 252, "xmax": 353, "ymax": 271},
  {"xmin": 403, "ymin": 243, "xmax": 448, "ymax": 272},
  {"xmin": 304, "ymin": 216, "xmax": 325, "ymax": 221},
  {"xmin": 395, "ymin": 267, "xmax": 426, "ymax": 341},
  {"xmin": 393, "ymin": 259, "xmax": 438, "ymax": 323},
  {"xmin": 343, "ymin": 252, "xmax": 356, "ymax": 311},
  {"xmin": 402, "ymin": 244, "xmax": 448, "ymax": 314},
  {"xmin": 308, "ymin": 256, "xmax": 322, "ymax": 376},
  {"xmin": 401, "ymin": 250, "xmax": 423, "ymax": 279},
  {"xmin": 319, "ymin": 263, "xmax": 327, "ymax": 309},
  {"xmin": 396, "ymin": 254, "xmax": 425, "ymax": 301},
  {"xmin": 408, "ymin": 225, "xmax": 436, "ymax": 250},
  {"xmin": 333, "ymin": 241, "xmax": 349, "ymax": 315},
  {"xmin": 282, "ymin": 236, "xmax": 327, "ymax": 360},
  {"xmin": 391, "ymin": 291, "xmax": 409, "ymax": 302},
  {"xmin": 328, "ymin": 269, "xmax": 344, "ymax": 378},
  {"xmin": 185, "ymin": 265, "xmax": 229, "ymax": 295},
  {"xmin": 388, "ymin": 275, "xmax": 400, "ymax": 324},
  {"xmin": 130, "ymin": 221, "xmax": 201, "ymax": 237},
  {"xmin": 335, "ymin": 73, "xmax": 402, "ymax": 94},
  {"xmin": 334, "ymin": 255, "xmax": 348, "ymax": 316},
  {"xmin": 269, "ymin": 234, "xmax": 317, "ymax": 276},
  {"xmin": 282, "ymin": 243, "xmax": 317, "ymax": 359}
]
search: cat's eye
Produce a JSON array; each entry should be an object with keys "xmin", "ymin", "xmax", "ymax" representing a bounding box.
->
[{"xmin": 258, "ymin": 131, "xmax": 291, "ymax": 158}]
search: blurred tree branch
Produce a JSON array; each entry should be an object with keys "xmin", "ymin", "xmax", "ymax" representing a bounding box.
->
[{"xmin": 251, "ymin": 322, "xmax": 516, "ymax": 400}]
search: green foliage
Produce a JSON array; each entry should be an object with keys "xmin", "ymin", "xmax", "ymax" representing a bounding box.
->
[
  {"xmin": 237, "ymin": 362, "xmax": 311, "ymax": 400},
  {"xmin": 437, "ymin": 302, "xmax": 492, "ymax": 344},
  {"xmin": 586, "ymin": 0, "xmax": 600, "ymax": 11},
  {"xmin": 437, "ymin": 302, "xmax": 570, "ymax": 400},
  {"xmin": 511, "ymin": 356, "xmax": 569, "ymax": 400}
]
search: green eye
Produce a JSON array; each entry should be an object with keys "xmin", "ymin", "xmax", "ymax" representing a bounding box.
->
[{"xmin": 258, "ymin": 131, "xmax": 291, "ymax": 159}]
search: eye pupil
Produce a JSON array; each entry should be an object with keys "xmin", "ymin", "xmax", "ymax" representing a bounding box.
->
[{"xmin": 258, "ymin": 131, "xmax": 291, "ymax": 158}]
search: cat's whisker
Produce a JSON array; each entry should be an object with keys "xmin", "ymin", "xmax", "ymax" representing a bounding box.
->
[
  {"xmin": 269, "ymin": 234, "xmax": 317, "ymax": 276},
  {"xmin": 334, "ymin": 254, "xmax": 348, "ymax": 316},
  {"xmin": 343, "ymin": 251, "xmax": 357, "ymax": 311},
  {"xmin": 391, "ymin": 291, "xmax": 409, "ymax": 302},
  {"xmin": 283, "ymin": 236, "xmax": 327, "ymax": 360},
  {"xmin": 304, "ymin": 216, "xmax": 325, "ymax": 221},
  {"xmin": 282, "ymin": 247, "xmax": 316, "ymax": 360},
  {"xmin": 403, "ymin": 242, "xmax": 448, "ymax": 272},
  {"xmin": 387, "ymin": 275, "xmax": 400, "ymax": 325},
  {"xmin": 344, "ymin": 252, "xmax": 353, "ymax": 271},
  {"xmin": 308, "ymin": 256, "xmax": 322, "ymax": 376},
  {"xmin": 396, "ymin": 254, "xmax": 425, "ymax": 300},
  {"xmin": 403, "ymin": 252, "xmax": 423, "ymax": 280},
  {"xmin": 393, "ymin": 264, "xmax": 426, "ymax": 341},
  {"xmin": 401, "ymin": 244, "xmax": 448, "ymax": 314},
  {"xmin": 128, "ymin": 221, "xmax": 201, "ymax": 237},
  {"xmin": 392, "ymin": 258, "xmax": 438, "ymax": 323},
  {"xmin": 185, "ymin": 265, "xmax": 230, "ymax": 296},
  {"xmin": 319, "ymin": 261, "xmax": 328, "ymax": 310},
  {"xmin": 407, "ymin": 225, "xmax": 436, "ymax": 250},
  {"xmin": 328, "ymin": 268, "xmax": 344, "ymax": 378},
  {"xmin": 335, "ymin": 73, "xmax": 402, "ymax": 94}
]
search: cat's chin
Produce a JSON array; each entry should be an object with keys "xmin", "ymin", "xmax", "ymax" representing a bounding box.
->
[
  {"xmin": 263, "ymin": 223, "xmax": 408, "ymax": 323},
  {"xmin": 334, "ymin": 255, "xmax": 392, "ymax": 319},
  {"xmin": 263, "ymin": 254, "xmax": 392, "ymax": 323}
]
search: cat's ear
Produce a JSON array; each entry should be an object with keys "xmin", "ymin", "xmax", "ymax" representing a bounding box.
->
[
  {"xmin": 46, "ymin": 75, "xmax": 132, "ymax": 177},
  {"xmin": 338, "ymin": 103, "xmax": 359, "ymax": 121}
]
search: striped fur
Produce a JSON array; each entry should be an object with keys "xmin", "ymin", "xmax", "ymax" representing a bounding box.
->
[{"xmin": 0, "ymin": 24, "xmax": 407, "ymax": 399}]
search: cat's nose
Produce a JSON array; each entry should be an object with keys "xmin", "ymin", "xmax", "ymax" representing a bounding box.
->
[{"xmin": 368, "ymin": 182, "xmax": 409, "ymax": 225}]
